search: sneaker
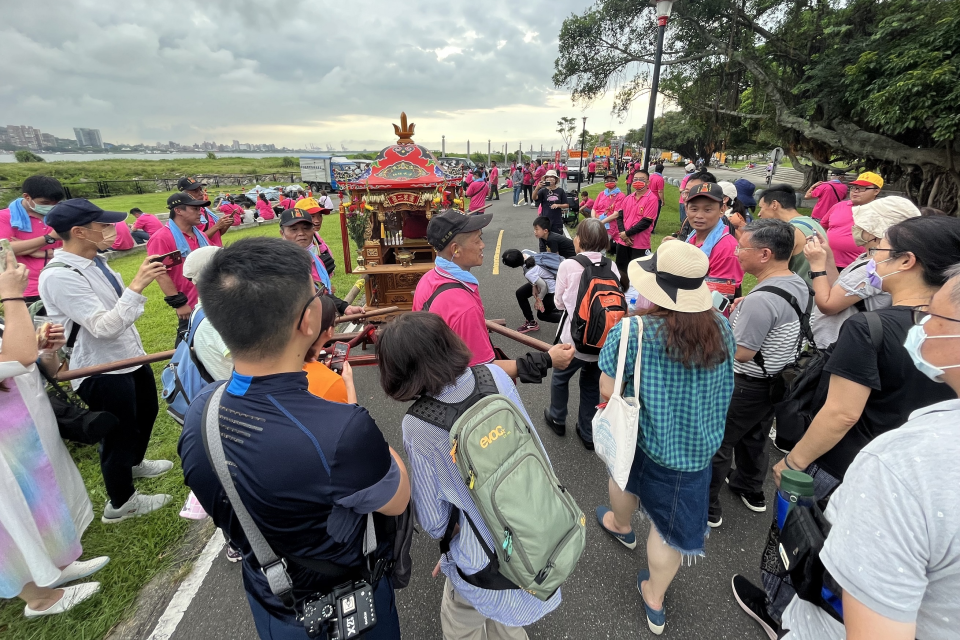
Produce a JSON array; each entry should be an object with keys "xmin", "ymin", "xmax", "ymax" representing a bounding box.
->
[
  {"xmin": 225, "ymin": 545, "xmax": 243, "ymax": 563},
  {"xmin": 51, "ymin": 557, "xmax": 110, "ymax": 588},
  {"xmin": 102, "ymin": 491, "xmax": 172, "ymax": 524},
  {"xmin": 131, "ymin": 459, "xmax": 174, "ymax": 479},
  {"xmin": 637, "ymin": 569, "xmax": 665, "ymax": 635},
  {"xmin": 24, "ymin": 582, "xmax": 100, "ymax": 618},
  {"xmin": 576, "ymin": 430, "xmax": 595, "ymax": 451},
  {"xmin": 707, "ymin": 509, "xmax": 723, "ymax": 528},
  {"xmin": 543, "ymin": 409, "xmax": 565, "ymax": 437},
  {"xmin": 731, "ymin": 575, "xmax": 780, "ymax": 640},
  {"xmin": 732, "ymin": 490, "xmax": 767, "ymax": 513},
  {"xmin": 595, "ymin": 506, "xmax": 637, "ymax": 549},
  {"xmin": 516, "ymin": 320, "xmax": 540, "ymax": 334}
]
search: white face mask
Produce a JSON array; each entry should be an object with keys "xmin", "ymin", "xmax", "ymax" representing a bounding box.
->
[{"xmin": 904, "ymin": 315, "xmax": 960, "ymax": 382}]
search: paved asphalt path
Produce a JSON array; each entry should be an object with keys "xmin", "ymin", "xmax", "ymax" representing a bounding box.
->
[{"xmin": 165, "ymin": 193, "xmax": 780, "ymax": 640}]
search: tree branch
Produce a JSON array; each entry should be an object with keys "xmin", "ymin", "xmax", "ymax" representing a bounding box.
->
[
  {"xmin": 693, "ymin": 106, "xmax": 768, "ymax": 119},
  {"xmin": 594, "ymin": 35, "xmax": 714, "ymax": 66}
]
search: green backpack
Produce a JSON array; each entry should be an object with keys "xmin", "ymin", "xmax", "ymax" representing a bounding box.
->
[{"xmin": 407, "ymin": 366, "xmax": 587, "ymax": 601}]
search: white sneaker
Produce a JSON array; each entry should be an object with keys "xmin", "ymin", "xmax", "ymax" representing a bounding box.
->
[
  {"xmin": 131, "ymin": 459, "xmax": 173, "ymax": 479},
  {"xmin": 102, "ymin": 491, "xmax": 172, "ymax": 524},
  {"xmin": 51, "ymin": 557, "xmax": 110, "ymax": 588},
  {"xmin": 24, "ymin": 582, "xmax": 100, "ymax": 618}
]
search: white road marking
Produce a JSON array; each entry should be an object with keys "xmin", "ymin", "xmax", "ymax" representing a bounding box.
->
[{"xmin": 147, "ymin": 529, "xmax": 226, "ymax": 640}]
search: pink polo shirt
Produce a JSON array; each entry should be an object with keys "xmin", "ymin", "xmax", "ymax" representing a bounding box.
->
[
  {"xmin": 809, "ymin": 181, "xmax": 848, "ymax": 221},
  {"xmin": 648, "ymin": 173, "xmax": 665, "ymax": 200},
  {"xmin": 466, "ymin": 180, "xmax": 488, "ymax": 212},
  {"xmin": 593, "ymin": 190, "xmax": 625, "ymax": 238},
  {"xmin": 110, "ymin": 222, "xmax": 136, "ymax": 251},
  {"xmin": 0, "ymin": 206, "xmax": 63, "ymax": 297},
  {"xmin": 620, "ymin": 190, "xmax": 660, "ymax": 250},
  {"xmin": 687, "ymin": 229, "xmax": 743, "ymax": 291},
  {"xmin": 588, "ymin": 162, "xmax": 596, "ymax": 173},
  {"xmin": 413, "ymin": 268, "xmax": 494, "ymax": 366},
  {"xmin": 132, "ymin": 213, "xmax": 163, "ymax": 236},
  {"xmin": 820, "ymin": 200, "xmax": 860, "ymax": 269},
  {"xmin": 146, "ymin": 224, "xmax": 201, "ymax": 307}
]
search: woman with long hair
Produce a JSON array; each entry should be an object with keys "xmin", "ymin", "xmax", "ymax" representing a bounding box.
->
[
  {"xmin": 595, "ymin": 241, "xmax": 735, "ymax": 634},
  {"xmin": 255, "ymin": 191, "xmax": 275, "ymax": 221}
]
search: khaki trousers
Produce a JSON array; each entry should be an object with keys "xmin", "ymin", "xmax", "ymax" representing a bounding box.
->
[{"xmin": 440, "ymin": 578, "xmax": 529, "ymax": 640}]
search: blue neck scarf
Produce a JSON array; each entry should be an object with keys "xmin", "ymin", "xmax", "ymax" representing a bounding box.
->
[
  {"xmin": 435, "ymin": 256, "xmax": 478, "ymax": 285},
  {"xmin": 8, "ymin": 198, "xmax": 33, "ymax": 232},
  {"xmin": 309, "ymin": 251, "xmax": 332, "ymax": 292},
  {"xmin": 687, "ymin": 220, "xmax": 728, "ymax": 258},
  {"xmin": 603, "ymin": 187, "xmax": 622, "ymax": 197},
  {"xmin": 167, "ymin": 219, "xmax": 209, "ymax": 256},
  {"xmin": 200, "ymin": 207, "xmax": 219, "ymax": 226}
]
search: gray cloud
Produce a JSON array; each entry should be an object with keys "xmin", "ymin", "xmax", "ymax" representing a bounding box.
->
[{"xmin": 0, "ymin": 0, "xmax": 653, "ymax": 148}]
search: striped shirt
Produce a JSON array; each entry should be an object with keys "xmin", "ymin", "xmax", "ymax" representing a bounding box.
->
[
  {"xmin": 731, "ymin": 275, "xmax": 810, "ymax": 378},
  {"xmin": 403, "ymin": 365, "xmax": 561, "ymax": 627}
]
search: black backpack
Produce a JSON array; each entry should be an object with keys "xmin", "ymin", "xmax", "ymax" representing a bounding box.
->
[{"xmin": 773, "ymin": 311, "xmax": 884, "ymax": 451}]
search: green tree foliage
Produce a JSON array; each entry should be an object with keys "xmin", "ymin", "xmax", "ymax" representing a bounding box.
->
[
  {"xmin": 14, "ymin": 150, "xmax": 45, "ymax": 163},
  {"xmin": 206, "ymin": 151, "xmax": 217, "ymax": 160},
  {"xmin": 554, "ymin": 0, "xmax": 960, "ymax": 212},
  {"xmin": 557, "ymin": 117, "xmax": 578, "ymax": 150},
  {"xmin": 280, "ymin": 156, "xmax": 297, "ymax": 168}
]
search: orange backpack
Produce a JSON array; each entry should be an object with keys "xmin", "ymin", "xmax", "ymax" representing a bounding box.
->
[{"xmin": 569, "ymin": 255, "xmax": 626, "ymax": 354}]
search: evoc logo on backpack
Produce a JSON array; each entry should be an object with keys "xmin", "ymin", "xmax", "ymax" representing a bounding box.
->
[{"xmin": 480, "ymin": 426, "xmax": 509, "ymax": 449}]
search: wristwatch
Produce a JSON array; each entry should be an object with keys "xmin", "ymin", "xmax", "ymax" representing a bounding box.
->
[
  {"xmin": 809, "ymin": 270, "xmax": 827, "ymax": 279},
  {"xmin": 43, "ymin": 234, "xmax": 57, "ymax": 244}
]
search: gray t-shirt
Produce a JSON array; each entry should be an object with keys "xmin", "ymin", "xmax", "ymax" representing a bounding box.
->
[
  {"xmin": 731, "ymin": 274, "xmax": 809, "ymax": 377},
  {"xmin": 811, "ymin": 258, "xmax": 891, "ymax": 349},
  {"xmin": 782, "ymin": 399, "xmax": 960, "ymax": 639}
]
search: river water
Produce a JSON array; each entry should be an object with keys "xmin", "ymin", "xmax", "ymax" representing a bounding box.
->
[{"xmin": 0, "ymin": 152, "xmax": 307, "ymax": 163}]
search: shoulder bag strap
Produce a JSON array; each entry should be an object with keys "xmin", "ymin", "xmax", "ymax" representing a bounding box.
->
[
  {"xmin": 201, "ymin": 384, "xmax": 296, "ymax": 609},
  {"xmin": 405, "ymin": 365, "xmax": 498, "ymax": 430},
  {"xmin": 422, "ymin": 281, "xmax": 470, "ymax": 312},
  {"xmin": 611, "ymin": 317, "xmax": 633, "ymax": 401},
  {"xmin": 862, "ymin": 311, "xmax": 884, "ymax": 350},
  {"xmin": 43, "ymin": 262, "xmax": 88, "ymax": 349}
]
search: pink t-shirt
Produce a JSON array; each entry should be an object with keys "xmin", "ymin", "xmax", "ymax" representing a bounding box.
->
[
  {"xmin": 581, "ymin": 197, "xmax": 595, "ymax": 211},
  {"xmin": 534, "ymin": 166, "xmax": 546, "ymax": 184},
  {"xmin": 218, "ymin": 202, "xmax": 245, "ymax": 226},
  {"xmin": 593, "ymin": 190, "xmax": 626, "ymax": 238},
  {"xmin": 620, "ymin": 190, "xmax": 660, "ymax": 250},
  {"xmin": 464, "ymin": 173, "xmax": 474, "ymax": 185},
  {"xmin": 559, "ymin": 165, "xmax": 568, "ymax": 179},
  {"xmin": 110, "ymin": 222, "xmax": 136, "ymax": 251},
  {"xmin": 648, "ymin": 173, "xmax": 665, "ymax": 200},
  {"xmin": 279, "ymin": 197, "xmax": 296, "ymax": 210},
  {"xmin": 413, "ymin": 268, "xmax": 494, "ymax": 366},
  {"xmin": 146, "ymin": 224, "xmax": 201, "ymax": 307},
  {"xmin": 255, "ymin": 199, "xmax": 276, "ymax": 220},
  {"xmin": 688, "ymin": 230, "xmax": 744, "ymax": 288},
  {"xmin": 489, "ymin": 167, "xmax": 499, "ymax": 183},
  {"xmin": 588, "ymin": 162, "xmax": 596, "ymax": 173},
  {"xmin": 466, "ymin": 180, "xmax": 489, "ymax": 212},
  {"xmin": 132, "ymin": 213, "xmax": 163, "ymax": 236},
  {"xmin": 820, "ymin": 200, "xmax": 860, "ymax": 269},
  {"xmin": 0, "ymin": 206, "xmax": 63, "ymax": 297},
  {"xmin": 809, "ymin": 181, "xmax": 848, "ymax": 222}
]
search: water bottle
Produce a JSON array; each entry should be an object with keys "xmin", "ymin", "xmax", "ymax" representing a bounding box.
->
[{"xmin": 776, "ymin": 469, "xmax": 814, "ymax": 530}]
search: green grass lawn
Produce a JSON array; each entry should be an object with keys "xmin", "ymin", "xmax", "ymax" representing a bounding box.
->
[
  {"xmin": 91, "ymin": 186, "xmax": 291, "ymax": 221},
  {"xmin": 0, "ymin": 216, "xmax": 358, "ymax": 640}
]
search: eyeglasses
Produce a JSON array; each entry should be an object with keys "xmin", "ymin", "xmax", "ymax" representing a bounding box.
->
[
  {"xmin": 734, "ymin": 246, "xmax": 760, "ymax": 255},
  {"xmin": 851, "ymin": 186, "xmax": 879, "ymax": 192},
  {"xmin": 866, "ymin": 247, "xmax": 897, "ymax": 258},
  {"xmin": 296, "ymin": 286, "xmax": 326, "ymax": 330},
  {"xmin": 912, "ymin": 309, "xmax": 960, "ymax": 326}
]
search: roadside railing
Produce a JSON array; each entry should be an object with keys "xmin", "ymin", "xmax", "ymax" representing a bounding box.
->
[{"xmin": 1, "ymin": 173, "xmax": 304, "ymax": 201}]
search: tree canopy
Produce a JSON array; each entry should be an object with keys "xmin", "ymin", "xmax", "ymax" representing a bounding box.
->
[
  {"xmin": 554, "ymin": 0, "xmax": 960, "ymax": 212},
  {"xmin": 14, "ymin": 150, "xmax": 45, "ymax": 163}
]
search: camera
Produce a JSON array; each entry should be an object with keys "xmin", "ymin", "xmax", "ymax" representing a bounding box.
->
[{"xmin": 301, "ymin": 580, "xmax": 377, "ymax": 639}]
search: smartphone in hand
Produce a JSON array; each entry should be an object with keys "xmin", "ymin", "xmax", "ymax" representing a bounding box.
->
[
  {"xmin": 151, "ymin": 250, "xmax": 183, "ymax": 268},
  {"xmin": 328, "ymin": 341, "xmax": 350, "ymax": 374}
]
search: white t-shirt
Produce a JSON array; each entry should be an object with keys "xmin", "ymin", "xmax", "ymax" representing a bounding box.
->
[{"xmin": 191, "ymin": 306, "xmax": 234, "ymax": 381}]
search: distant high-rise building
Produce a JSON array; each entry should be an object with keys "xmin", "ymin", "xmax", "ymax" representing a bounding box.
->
[
  {"xmin": 40, "ymin": 133, "xmax": 57, "ymax": 148},
  {"xmin": 74, "ymin": 127, "xmax": 103, "ymax": 148},
  {"xmin": 6, "ymin": 125, "xmax": 43, "ymax": 150},
  {"xmin": 232, "ymin": 140, "xmax": 240, "ymax": 150}
]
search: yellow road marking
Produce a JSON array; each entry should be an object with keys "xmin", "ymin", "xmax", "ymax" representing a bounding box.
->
[{"xmin": 492, "ymin": 229, "xmax": 504, "ymax": 275}]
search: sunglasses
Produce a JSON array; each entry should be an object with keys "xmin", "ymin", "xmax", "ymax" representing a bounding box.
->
[
  {"xmin": 912, "ymin": 309, "xmax": 960, "ymax": 326},
  {"xmin": 296, "ymin": 285, "xmax": 327, "ymax": 330}
]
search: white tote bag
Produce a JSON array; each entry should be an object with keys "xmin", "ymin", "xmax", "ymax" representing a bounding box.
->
[{"xmin": 591, "ymin": 316, "xmax": 642, "ymax": 490}]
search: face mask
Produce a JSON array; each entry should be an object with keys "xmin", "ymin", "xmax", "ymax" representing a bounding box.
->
[
  {"xmin": 631, "ymin": 181, "xmax": 646, "ymax": 190},
  {"xmin": 865, "ymin": 257, "xmax": 899, "ymax": 289},
  {"xmin": 904, "ymin": 316, "xmax": 960, "ymax": 382},
  {"xmin": 26, "ymin": 198, "xmax": 56, "ymax": 215},
  {"xmin": 851, "ymin": 225, "xmax": 869, "ymax": 247},
  {"xmin": 604, "ymin": 182, "xmax": 616, "ymax": 189},
  {"xmin": 84, "ymin": 227, "xmax": 117, "ymax": 250}
]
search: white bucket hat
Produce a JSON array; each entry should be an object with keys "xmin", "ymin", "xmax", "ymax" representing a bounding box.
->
[
  {"xmin": 628, "ymin": 241, "xmax": 712, "ymax": 313},
  {"xmin": 851, "ymin": 196, "xmax": 920, "ymax": 245}
]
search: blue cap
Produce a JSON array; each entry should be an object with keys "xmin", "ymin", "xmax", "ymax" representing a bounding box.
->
[{"xmin": 45, "ymin": 198, "xmax": 128, "ymax": 234}]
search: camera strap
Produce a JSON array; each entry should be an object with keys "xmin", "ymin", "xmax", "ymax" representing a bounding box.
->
[{"xmin": 202, "ymin": 384, "xmax": 297, "ymax": 609}]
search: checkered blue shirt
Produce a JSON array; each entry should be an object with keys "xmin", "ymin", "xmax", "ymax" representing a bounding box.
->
[
  {"xmin": 403, "ymin": 365, "xmax": 561, "ymax": 627},
  {"xmin": 598, "ymin": 316, "xmax": 736, "ymax": 472}
]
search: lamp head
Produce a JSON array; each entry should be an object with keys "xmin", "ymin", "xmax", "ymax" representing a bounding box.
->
[{"xmin": 652, "ymin": 0, "xmax": 674, "ymax": 24}]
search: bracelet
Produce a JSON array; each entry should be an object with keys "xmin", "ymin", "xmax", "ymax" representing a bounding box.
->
[
  {"xmin": 783, "ymin": 454, "xmax": 800, "ymax": 471},
  {"xmin": 1, "ymin": 297, "xmax": 26, "ymax": 303}
]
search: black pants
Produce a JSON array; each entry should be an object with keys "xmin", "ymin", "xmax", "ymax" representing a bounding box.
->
[
  {"xmin": 77, "ymin": 365, "xmax": 159, "ymax": 506},
  {"xmin": 25, "ymin": 294, "xmax": 42, "ymax": 305},
  {"xmin": 614, "ymin": 245, "xmax": 650, "ymax": 291},
  {"xmin": 516, "ymin": 284, "xmax": 563, "ymax": 323},
  {"xmin": 588, "ymin": 171, "xmax": 596, "ymax": 184},
  {"xmin": 522, "ymin": 184, "xmax": 533, "ymax": 204},
  {"xmin": 488, "ymin": 182, "xmax": 499, "ymax": 200},
  {"xmin": 709, "ymin": 374, "xmax": 774, "ymax": 514},
  {"xmin": 650, "ymin": 199, "xmax": 663, "ymax": 234}
]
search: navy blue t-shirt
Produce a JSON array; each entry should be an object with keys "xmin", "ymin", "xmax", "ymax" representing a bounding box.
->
[{"xmin": 178, "ymin": 371, "xmax": 399, "ymax": 622}]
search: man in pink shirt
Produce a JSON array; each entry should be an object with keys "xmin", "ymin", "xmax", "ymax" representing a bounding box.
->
[
  {"xmin": 413, "ymin": 209, "xmax": 573, "ymax": 378},
  {"xmin": 465, "ymin": 170, "xmax": 489, "ymax": 212},
  {"xmin": 486, "ymin": 161, "xmax": 500, "ymax": 201},
  {"xmin": 614, "ymin": 170, "xmax": 660, "ymax": 289},
  {"xmin": 148, "ymin": 192, "xmax": 214, "ymax": 341},
  {"xmin": 805, "ymin": 170, "xmax": 849, "ymax": 221},
  {"xmin": 178, "ymin": 177, "xmax": 232, "ymax": 247},
  {"xmin": 587, "ymin": 160, "xmax": 597, "ymax": 184},
  {"xmin": 110, "ymin": 220, "xmax": 137, "ymax": 251},
  {"xmin": 130, "ymin": 207, "xmax": 163, "ymax": 240},
  {"xmin": 820, "ymin": 171, "xmax": 883, "ymax": 269},
  {"xmin": 0, "ymin": 175, "xmax": 65, "ymax": 303},
  {"xmin": 593, "ymin": 173, "xmax": 625, "ymax": 249}
]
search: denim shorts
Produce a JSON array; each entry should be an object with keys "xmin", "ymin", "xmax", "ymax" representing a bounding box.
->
[{"xmin": 624, "ymin": 446, "xmax": 711, "ymax": 556}]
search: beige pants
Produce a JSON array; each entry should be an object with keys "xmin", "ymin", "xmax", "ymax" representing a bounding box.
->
[{"xmin": 440, "ymin": 578, "xmax": 529, "ymax": 640}]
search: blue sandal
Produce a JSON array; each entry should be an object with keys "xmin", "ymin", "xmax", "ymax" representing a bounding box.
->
[
  {"xmin": 637, "ymin": 569, "xmax": 665, "ymax": 635},
  {"xmin": 595, "ymin": 506, "xmax": 637, "ymax": 549}
]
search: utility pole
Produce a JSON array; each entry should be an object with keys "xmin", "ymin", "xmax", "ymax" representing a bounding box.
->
[
  {"xmin": 642, "ymin": 1, "xmax": 675, "ymax": 171},
  {"xmin": 576, "ymin": 116, "xmax": 587, "ymax": 194},
  {"xmin": 442, "ymin": 135, "xmax": 446, "ymax": 156}
]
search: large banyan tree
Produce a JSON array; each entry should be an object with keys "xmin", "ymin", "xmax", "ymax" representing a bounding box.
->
[{"xmin": 554, "ymin": 0, "xmax": 960, "ymax": 213}]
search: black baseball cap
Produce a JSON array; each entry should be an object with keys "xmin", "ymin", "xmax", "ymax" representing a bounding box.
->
[
  {"xmin": 426, "ymin": 209, "xmax": 493, "ymax": 251},
  {"xmin": 167, "ymin": 192, "xmax": 211, "ymax": 209},
  {"xmin": 45, "ymin": 199, "xmax": 128, "ymax": 234},
  {"xmin": 279, "ymin": 208, "xmax": 313, "ymax": 227},
  {"xmin": 686, "ymin": 182, "xmax": 724, "ymax": 204},
  {"xmin": 178, "ymin": 176, "xmax": 206, "ymax": 192}
]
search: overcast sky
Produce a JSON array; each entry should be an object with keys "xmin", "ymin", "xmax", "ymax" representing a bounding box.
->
[{"xmin": 1, "ymin": 0, "xmax": 663, "ymax": 151}]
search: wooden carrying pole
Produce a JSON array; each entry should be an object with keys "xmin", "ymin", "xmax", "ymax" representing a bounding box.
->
[{"xmin": 485, "ymin": 320, "xmax": 551, "ymax": 352}]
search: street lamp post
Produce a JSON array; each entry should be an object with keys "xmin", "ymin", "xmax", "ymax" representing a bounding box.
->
[
  {"xmin": 576, "ymin": 116, "xmax": 587, "ymax": 194},
  {"xmin": 442, "ymin": 135, "xmax": 446, "ymax": 156},
  {"xmin": 641, "ymin": 0, "xmax": 674, "ymax": 171}
]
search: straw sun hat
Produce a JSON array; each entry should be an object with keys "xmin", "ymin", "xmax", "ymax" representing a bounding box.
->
[{"xmin": 628, "ymin": 241, "xmax": 713, "ymax": 313}]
